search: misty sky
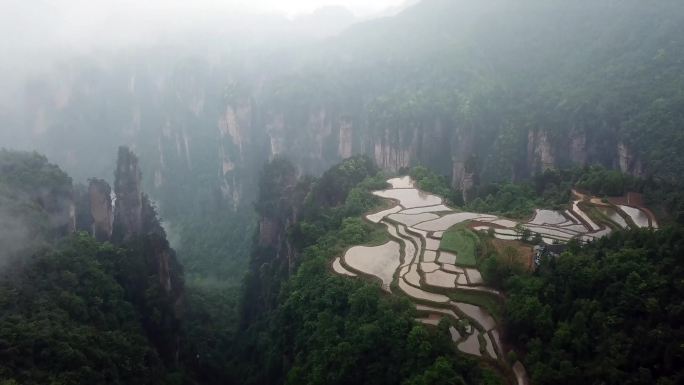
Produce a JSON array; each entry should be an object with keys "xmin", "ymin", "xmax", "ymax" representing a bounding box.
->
[
  {"xmin": 2, "ymin": 0, "xmax": 407, "ymax": 57},
  {"xmin": 225, "ymin": 0, "xmax": 405, "ymax": 16},
  {"xmin": 0, "ymin": 0, "xmax": 410, "ymax": 109},
  {"xmin": 25, "ymin": 0, "xmax": 406, "ymax": 17},
  {"xmin": 0, "ymin": 0, "xmax": 406, "ymax": 80}
]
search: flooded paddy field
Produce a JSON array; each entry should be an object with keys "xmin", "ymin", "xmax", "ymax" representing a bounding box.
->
[
  {"xmin": 343, "ymin": 241, "xmax": 400, "ymax": 289},
  {"xmin": 619, "ymin": 205, "xmax": 652, "ymax": 228}
]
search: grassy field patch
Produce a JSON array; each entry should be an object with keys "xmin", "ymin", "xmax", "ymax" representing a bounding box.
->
[
  {"xmin": 440, "ymin": 226, "xmax": 479, "ymax": 267},
  {"xmin": 366, "ymin": 221, "xmax": 391, "ymax": 246}
]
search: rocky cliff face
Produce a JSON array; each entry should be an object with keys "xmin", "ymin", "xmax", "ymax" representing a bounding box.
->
[
  {"xmin": 112, "ymin": 147, "xmax": 143, "ymax": 242},
  {"xmin": 569, "ymin": 127, "xmax": 588, "ymax": 166},
  {"xmin": 94, "ymin": 146, "xmax": 185, "ymax": 365},
  {"xmin": 87, "ymin": 179, "xmax": 113, "ymax": 241},
  {"xmin": 241, "ymin": 158, "xmax": 303, "ymax": 326},
  {"xmin": 218, "ymin": 102, "xmax": 254, "ymax": 207},
  {"xmin": 18, "ymin": 68, "xmax": 654, "ymax": 214},
  {"xmin": 338, "ymin": 120, "xmax": 354, "ymax": 159},
  {"xmin": 373, "ymin": 137, "xmax": 412, "ymax": 172},
  {"xmin": 449, "ymin": 123, "xmax": 476, "ymax": 200},
  {"xmin": 617, "ymin": 141, "xmax": 644, "ymax": 177},
  {"xmin": 527, "ymin": 129, "xmax": 556, "ymax": 174}
]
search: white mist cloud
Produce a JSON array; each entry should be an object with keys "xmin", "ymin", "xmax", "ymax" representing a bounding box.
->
[{"xmin": 1, "ymin": 0, "xmax": 408, "ymax": 64}]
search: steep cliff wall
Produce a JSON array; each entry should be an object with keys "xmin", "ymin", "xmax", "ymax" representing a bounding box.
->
[
  {"xmin": 241, "ymin": 158, "xmax": 304, "ymax": 326},
  {"xmin": 569, "ymin": 127, "xmax": 588, "ymax": 166},
  {"xmin": 88, "ymin": 179, "xmax": 113, "ymax": 241},
  {"xmin": 527, "ymin": 129, "xmax": 556, "ymax": 174},
  {"xmin": 112, "ymin": 147, "xmax": 143, "ymax": 242},
  {"xmin": 218, "ymin": 101, "xmax": 255, "ymax": 208},
  {"xmin": 617, "ymin": 141, "xmax": 644, "ymax": 178},
  {"xmin": 14, "ymin": 63, "xmax": 663, "ymax": 222},
  {"xmin": 15, "ymin": 58, "xmax": 661, "ymax": 219},
  {"xmin": 103, "ymin": 146, "xmax": 185, "ymax": 365}
]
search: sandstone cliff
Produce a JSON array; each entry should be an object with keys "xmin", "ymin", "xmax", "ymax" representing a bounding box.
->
[{"xmin": 87, "ymin": 179, "xmax": 113, "ymax": 241}]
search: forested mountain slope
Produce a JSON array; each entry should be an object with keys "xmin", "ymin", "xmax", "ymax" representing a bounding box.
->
[
  {"xmin": 0, "ymin": 149, "xmax": 185, "ymax": 383},
  {"xmin": 232, "ymin": 157, "xmax": 506, "ymax": 385},
  {"xmin": 1, "ymin": 150, "xmax": 682, "ymax": 384},
  {"xmin": 227, "ymin": 157, "xmax": 684, "ymax": 385},
  {"xmin": 504, "ymin": 228, "xmax": 684, "ymax": 384}
]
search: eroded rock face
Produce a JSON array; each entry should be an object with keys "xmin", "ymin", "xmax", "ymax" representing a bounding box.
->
[
  {"xmin": 450, "ymin": 124, "xmax": 476, "ymax": 199},
  {"xmin": 373, "ymin": 127, "xmax": 414, "ymax": 171},
  {"xmin": 617, "ymin": 141, "xmax": 643, "ymax": 177},
  {"xmin": 527, "ymin": 129, "xmax": 555, "ymax": 174},
  {"xmin": 569, "ymin": 127, "xmax": 587, "ymax": 166},
  {"xmin": 219, "ymin": 103, "xmax": 252, "ymax": 160},
  {"xmin": 452, "ymin": 160, "xmax": 476, "ymax": 202},
  {"xmin": 113, "ymin": 147, "xmax": 143, "ymax": 242},
  {"xmin": 338, "ymin": 120, "xmax": 353, "ymax": 159},
  {"xmin": 258, "ymin": 217, "xmax": 279, "ymax": 248},
  {"xmin": 88, "ymin": 178, "xmax": 113, "ymax": 241},
  {"xmin": 266, "ymin": 113, "xmax": 287, "ymax": 159}
]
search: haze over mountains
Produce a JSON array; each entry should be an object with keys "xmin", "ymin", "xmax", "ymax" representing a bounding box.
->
[
  {"xmin": 1, "ymin": 1, "xmax": 684, "ymax": 384},
  {"xmin": 3, "ymin": 0, "xmax": 684, "ymax": 286}
]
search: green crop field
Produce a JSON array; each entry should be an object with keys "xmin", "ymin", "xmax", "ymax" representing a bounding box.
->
[{"xmin": 440, "ymin": 226, "xmax": 478, "ymax": 267}]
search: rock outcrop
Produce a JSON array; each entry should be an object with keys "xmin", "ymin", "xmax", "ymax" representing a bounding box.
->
[
  {"xmin": 112, "ymin": 147, "xmax": 143, "ymax": 242},
  {"xmin": 527, "ymin": 129, "xmax": 556, "ymax": 174},
  {"xmin": 450, "ymin": 124, "xmax": 476, "ymax": 200},
  {"xmin": 88, "ymin": 178, "xmax": 113, "ymax": 241},
  {"xmin": 104, "ymin": 146, "xmax": 185, "ymax": 365},
  {"xmin": 242, "ymin": 158, "xmax": 304, "ymax": 327},
  {"xmin": 617, "ymin": 141, "xmax": 644, "ymax": 177},
  {"xmin": 569, "ymin": 127, "xmax": 588, "ymax": 166},
  {"xmin": 338, "ymin": 120, "xmax": 353, "ymax": 159}
]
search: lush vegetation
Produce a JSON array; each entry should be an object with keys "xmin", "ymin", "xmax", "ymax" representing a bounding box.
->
[
  {"xmin": 466, "ymin": 167, "xmax": 639, "ymax": 218},
  {"xmin": 439, "ymin": 226, "xmax": 478, "ymax": 267},
  {"xmin": 409, "ymin": 166, "xmax": 461, "ymax": 205},
  {"xmin": 0, "ymin": 235, "xmax": 172, "ymax": 385},
  {"xmin": 0, "ymin": 150, "xmax": 74, "ymax": 262},
  {"xmin": 497, "ymin": 228, "xmax": 684, "ymax": 385},
  {"xmin": 466, "ymin": 183, "xmax": 568, "ymax": 220},
  {"xmin": 410, "ymin": 165, "xmax": 667, "ymax": 220},
  {"xmin": 575, "ymin": 167, "xmax": 642, "ymax": 197},
  {"xmin": 172, "ymin": 208, "xmax": 256, "ymax": 285},
  {"xmin": 230, "ymin": 157, "xmax": 504, "ymax": 385},
  {"xmin": 0, "ymin": 150, "xmax": 189, "ymax": 384}
]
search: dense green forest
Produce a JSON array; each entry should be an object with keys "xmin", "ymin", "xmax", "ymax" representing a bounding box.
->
[
  {"xmin": 502, "ymin": 228, "xmax": 684, "ymax": 385},
  {"xmin": 0, "ymin": 235, "xmax": 169, "ymax": 385},
  {"xmin": 0, "ymin": 151, "xmax": 172, "ymax": 383},
  {"xmin": 0, "ymin": 150, "xmax": 74, "ymax": 262}
]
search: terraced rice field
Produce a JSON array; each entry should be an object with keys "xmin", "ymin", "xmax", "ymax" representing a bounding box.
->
[
  {"xmin": 619, "ymin": 205, "xmax": 653, "ymax": 228},
  {"xmin": 366, "ymin": 205, "xmax": 401, "ymax": 223},
  {"xmin": 597, "ymin": 206, "xmax": 629, "ymax": 228},
  {"xmin": 439, "ymin": 227, "xmax": 478, "ymax": 267},
  {"xmin": 343, "ymin": 241, "xmax": 401, "ymax": 290},
  {"xmin": 333, "ymin": 257, "xmax": 356, "ymax": 276},
  {"xmin": 373, "ymin": 188, "xmax": 441, "ymax": 208},
  {"xmin": 333, "ymin": 176, "xmax": 658, "ymax": 385}
]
